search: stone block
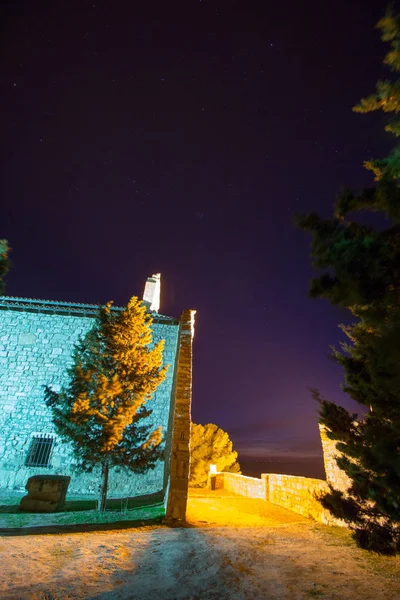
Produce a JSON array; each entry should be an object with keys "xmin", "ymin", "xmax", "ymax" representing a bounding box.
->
[
  {"xmin": 20, "ymin": 475, "xmax": 71, "ymax": 512},
  {"xmin": 20, "ymin": 496, "xmax": 58, "ymax": 513}
]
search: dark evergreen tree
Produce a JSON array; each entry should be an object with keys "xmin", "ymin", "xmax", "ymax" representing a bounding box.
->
[
  {"xmin": 0, "ymin": 239, "xmax": 10, "ymax": 295},
  {"xmin": 296, "ymin": 8, "xmax": 400, "ymax": 554},
  {"xmin": 45, "ymin": 297, "xmax": 167, "ymax": 511}
]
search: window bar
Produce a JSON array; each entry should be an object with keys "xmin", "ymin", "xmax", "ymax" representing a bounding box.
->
[{"xmin": 25, "ymin": 434, "xmax": 54, "ymax": 467}]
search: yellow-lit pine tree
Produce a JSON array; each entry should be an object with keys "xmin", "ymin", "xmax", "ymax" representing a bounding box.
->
[
  {"xmin": 189, "ymin": 423, "xmax": 241, "ymax": 487},
  {"xmin": 45, "ymin": 297, "xmax": 168, "ymax": 510}
]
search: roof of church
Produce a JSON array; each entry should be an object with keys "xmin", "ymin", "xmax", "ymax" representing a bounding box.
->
[{"xmin": 0, "ymin": 296, "xmax": 179, "ymax": 325}]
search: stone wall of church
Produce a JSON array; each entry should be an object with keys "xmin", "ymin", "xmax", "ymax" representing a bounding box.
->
[{"xmin": 0, "ymin": 304, "xmax": 179, "ymax": 497}]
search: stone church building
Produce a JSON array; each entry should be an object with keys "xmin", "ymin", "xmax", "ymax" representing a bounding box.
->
[{"xmin": 0, "ymin": 274, "xmax": 195, "ymax": 519}]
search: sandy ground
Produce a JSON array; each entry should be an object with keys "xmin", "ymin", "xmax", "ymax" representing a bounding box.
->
[{"xmin": 0, "ymin": 490, "xmax": 399, "ymax": 600}]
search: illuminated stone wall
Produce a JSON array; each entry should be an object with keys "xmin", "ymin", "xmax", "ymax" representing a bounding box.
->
[
  {"xmin": 0, "ymin": 298, "xmax": 180, "ymax": 498},
  {"xmin": 165, "ymin": 310, "xmax": 196, "ymax": 520},
  {"xmin": 318, "ymin": 424, "xmax": 352, "ymax": 493},
  {"xmin": 214, "ymin": 472, "xmax": 266, "ymax": 499},
  {"xmin": 263, "ymin": 425, "xmax": 350, "ymax": 524},
  {"xmin": 210, "ymin": 424, "xmax": 352, "ymax": 527},
  {"xmin": 212, "ymin": 471, "xmax": 344, "ymax": 526},
  {"xmin": 265, "ymin": 473, "xmax": 338, "ymax": 525}
]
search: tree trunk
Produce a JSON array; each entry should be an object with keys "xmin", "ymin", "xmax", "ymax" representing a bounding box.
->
[{"xmin": 99, "ymin": 462, "xmax": 109, "ymax": 511}]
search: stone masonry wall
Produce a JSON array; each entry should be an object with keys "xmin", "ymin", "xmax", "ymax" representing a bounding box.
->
[
  {"xmin": 0, "ymin": 305, "xmax": 179, "ymax": 497},
  {"xmin": 165, "ymin": 310, "xmax": 196, "ymax": 520},
  {"xmin": 319, "ymin": 423, "xmax": 352, "ymax": 493},
  {"xmin": 265, "ymin": 473, "xmax": 340, "ymax": 525},
  {"xmin": 204, "ymin": 423, "xmax": 351, "ymax": 528},
  {"xmin": 214, "ymin": 472, "xmax": 266, "ymax": 499},
  {"xmin": 211, "ymin": 471, "xmax": 344, "ymax": 526}
]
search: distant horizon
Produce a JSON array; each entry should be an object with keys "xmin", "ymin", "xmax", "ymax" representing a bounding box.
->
[
  {"xmin": 232, "ymin": 428, "xmax": 326, "ymax": 462},
  {"xmin": 238, "ymin": 455, "xmax": 326, "ymax": 480},
  {"xmin": 238, "ymin": 454, "xmax": 324, "ymax": 462}
]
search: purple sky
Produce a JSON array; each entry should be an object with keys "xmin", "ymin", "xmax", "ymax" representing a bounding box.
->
[{"xmin": 1, "ymin": 0, "xmax": 389, "ymax": 463}]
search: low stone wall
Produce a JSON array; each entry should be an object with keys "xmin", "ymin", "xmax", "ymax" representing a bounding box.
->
[
  {"xmin": 211, "ymin": 471, "xmax": 344, "ymax": 526},
  {"xmin": 214, "ymin": 472, "xmax": 266, "ymax": 499},
  {"xmin": 265, "ymin": 473, "xmax": 340, "ymax": 525},
  {"xmin": 207, "ymin": 426, "xmax": 350, "ymax": 527}
]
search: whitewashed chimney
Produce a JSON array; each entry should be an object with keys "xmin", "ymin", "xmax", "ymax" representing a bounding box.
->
[{"xmin": 143, "ymin": 273, "xmax": 161, "ymax": 312}]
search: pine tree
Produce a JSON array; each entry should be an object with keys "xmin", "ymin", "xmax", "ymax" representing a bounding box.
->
[
  {"xmin": 0, "ymin": 239, "xmax": 10, "ymax": 295},
  {"xmin": 45, "ymin": 296, "xmax": 168, "ymax": 511},
  {"xmin": 296, "ymin": 8, "xmax": 400, "ymax": 554},
  {"xmin": 353, "ymin": 7, "xmax": 400, "ymax": 188},
  {"xmin": 189, "ymin": 423, "xmax": 241, "ymax": 487}
]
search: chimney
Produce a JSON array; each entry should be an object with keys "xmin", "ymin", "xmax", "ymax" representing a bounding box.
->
[{"xmin": 143, "ymin": 273, "xmax": 161, "ymax": 312}]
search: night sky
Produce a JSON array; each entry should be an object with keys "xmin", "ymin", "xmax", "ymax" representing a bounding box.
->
[{"xmin": 1, "ymin": 0, "xmax": 390, "ymax": 472}]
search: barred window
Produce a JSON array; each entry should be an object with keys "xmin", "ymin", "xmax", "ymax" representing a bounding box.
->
[{"xmin": 25, "ymin": 434, "xmax": 55, "ymax": 468}]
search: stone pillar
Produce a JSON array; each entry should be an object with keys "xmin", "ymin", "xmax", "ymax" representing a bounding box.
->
[
  {"xmin": 319, "ymin": 424, "xmax": 351, "ymax": 493},
  {"xmin": 207, "ymin": 474, "xmax": 217, "ymax": 490},
  {"xmin": 261, "ymin": 473, "xmax": 270, "ymax": 501},
  {"xmin": 165, "ymin": 309, "xmax": 196, "ymax": 520}
]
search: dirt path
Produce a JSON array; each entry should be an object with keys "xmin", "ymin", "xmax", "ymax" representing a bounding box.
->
[{"xmin": 1, "ymin": 492, "xmax": 399, "ymax": 599}]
